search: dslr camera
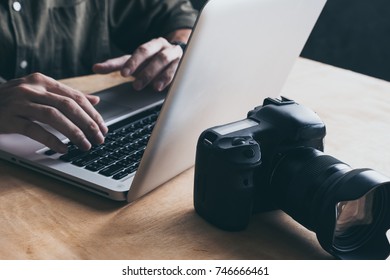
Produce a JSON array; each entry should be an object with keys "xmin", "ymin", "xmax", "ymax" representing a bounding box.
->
[{"xmin": 194, "ymin": 97, "xmax": 390, "ymax": 260}]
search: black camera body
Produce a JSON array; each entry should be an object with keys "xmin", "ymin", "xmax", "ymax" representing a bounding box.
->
[
  {"xmin": 194, "ymin": 96, "xmax": 390, "ymax": 260},
  {"xmin": 194, "ymin": 97, "xmax": 326, "ymax": 230}
]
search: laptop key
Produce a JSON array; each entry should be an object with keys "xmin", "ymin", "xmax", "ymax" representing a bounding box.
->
[
  {"xmin": 116, "ymin": 157, "xmax": 135, "ymax": 167},
  {"xmin": 113, "ymin": 163, "xmax": 140, "ymax": 180},
  {"xmin": 54, "ymin": 104, "xmax": 161, "ymax": 178},
  {"xmin": 85, "ymin": 162, "xmax": 106, "ymax": 172},
  {"xmin": 44, "ymin": 149, "xmax": 57, "ymax": 156},
  {"xmin": 112, "ymin": 169, "xmax": 133, "ymax": 180},
  {"xmin": 98, "ymin": 164, "xmax": 124, "ymax": 177},
  {"xmin": 96, "ymin": 156, "xmax": 116, "ymax": 166},
  {"xmin": 59, "ymin": 148, "xmax": 88, "ymax": 162},
  {"xmin": 109, "ymin": 150, "xmax": 128, "ymax": 161},
  {"xmin": 71, "ymin": 153, "xmax": 101, "ymax": 167}
]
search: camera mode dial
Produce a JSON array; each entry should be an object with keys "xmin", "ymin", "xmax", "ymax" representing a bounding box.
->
[{"xmin": 230, "ymin": 137, "xmax": 258, "ymax": 159}]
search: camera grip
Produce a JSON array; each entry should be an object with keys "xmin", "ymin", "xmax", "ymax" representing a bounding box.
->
[{"xmin": 194, "ymin": 134, "xmax": 261, "ymax": 231}]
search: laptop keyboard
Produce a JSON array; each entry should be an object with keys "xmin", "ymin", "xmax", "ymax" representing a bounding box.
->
[{"xmin": 46, "ymin": 105, "xmax": 161, "ymax": 180}]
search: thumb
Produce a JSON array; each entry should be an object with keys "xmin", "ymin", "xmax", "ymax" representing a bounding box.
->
[
  {"xmin": 92, "ymin": 55, "xmax": 131, "ymax": 74},
  {"xmin": 86, "ymin": 94, "xmax": 100, "ymax": 106}
]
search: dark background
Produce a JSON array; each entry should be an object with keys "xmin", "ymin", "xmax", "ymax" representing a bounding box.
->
[{"xmin": 190, "ymin": 0, "xmax": 390, "ymax": 81}]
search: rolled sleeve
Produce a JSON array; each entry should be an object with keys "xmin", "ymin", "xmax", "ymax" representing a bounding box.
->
[
  {"xmin": 158, "ymin": 0, "xmax": 199, "ymax": 34},
  {"xmin": 109, "ymin": 0, "xmax": 198, "ymax": 53}
]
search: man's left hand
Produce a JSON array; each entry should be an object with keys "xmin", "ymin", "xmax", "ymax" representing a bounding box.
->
[{"xmin": 93, "ymin": 35, "xmax": 188, "ymax": 92}]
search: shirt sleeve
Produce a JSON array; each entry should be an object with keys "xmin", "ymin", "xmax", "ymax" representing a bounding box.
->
[{"xmin": 109, "ymin": 0, "xmax": 198, "ymax": 53}]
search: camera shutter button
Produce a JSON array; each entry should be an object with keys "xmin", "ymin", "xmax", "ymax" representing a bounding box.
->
[{"xmin": 232, "ymin": 138, "xmax": 246, "ymax": 146}]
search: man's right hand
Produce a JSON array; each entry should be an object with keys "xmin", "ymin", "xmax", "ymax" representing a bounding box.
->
[{"xmin": 0, "ymin": 73, "xmax": 108, "ymax": 153}]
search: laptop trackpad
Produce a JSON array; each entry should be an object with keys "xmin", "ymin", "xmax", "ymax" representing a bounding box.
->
[{"xmin": 94, "ymin": 82, "xmax": 166, "ymax": 123}]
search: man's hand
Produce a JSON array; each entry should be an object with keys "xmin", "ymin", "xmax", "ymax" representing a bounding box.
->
[
  {"xmin": 93, "ymin": 29, "xmax": 191, "ymax": 92},
  {"xmin": 0, "ymin": 73, "xmax": 108, "ymax": 153}
]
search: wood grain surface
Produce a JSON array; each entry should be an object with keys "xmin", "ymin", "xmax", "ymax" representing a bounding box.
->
[{"xmin": 1, "ymin": 58, "xmax": 389, "ymax": 259}]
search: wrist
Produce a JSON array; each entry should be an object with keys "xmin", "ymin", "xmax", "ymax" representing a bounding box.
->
[{"xmin": 170, "ymin": 40, "xmax": 187, "ymax": 52}]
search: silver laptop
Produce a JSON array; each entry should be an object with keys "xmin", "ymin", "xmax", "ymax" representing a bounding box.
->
[{"xmin": 0, "ymin": 0, "xmax": 327, "ymax": 202}]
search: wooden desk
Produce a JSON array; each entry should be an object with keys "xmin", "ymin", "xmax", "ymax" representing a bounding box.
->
[{"xmin": 1, "ymin": 58, "xmax": 389, "ymax": 259}]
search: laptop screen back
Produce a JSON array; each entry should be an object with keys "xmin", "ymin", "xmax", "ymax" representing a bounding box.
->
[{"xmin": 127, "ymin": 0, "xmax": 327, "ymax": 201}]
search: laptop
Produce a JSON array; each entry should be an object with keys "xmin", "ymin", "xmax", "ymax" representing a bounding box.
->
[{"xmin": 0, "ymin": 0, "xmax": 327, "ymax": 202}]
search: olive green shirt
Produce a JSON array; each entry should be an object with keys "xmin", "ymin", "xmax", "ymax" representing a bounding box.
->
[{"xmin": 0, "ymin": 0, "xmax": 197, "ymax": 80}]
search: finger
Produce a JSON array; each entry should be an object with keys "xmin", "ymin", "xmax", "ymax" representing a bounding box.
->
[
  {"xmin": 123, "ymin": 38, "xmax": 171, "ymax": 77},
  {"xmin": 21, "ymin": 103, "xmax": 95, "ymax": 151},
  {"xmin": 29, "ymin": 92, "xmax": 105, "ymax": 146},
  {"xmin": 0, "ymin": 74, "xmax": 105, "ymax": 152},
  {"xmin": 28, "ymin": 74, "xmax": 108, "ymax": 135},
  {"xmin": 86, "ymin": 94, "xmax": 100, "ymax": 106},
  {"xmin": 15, "ymin": 82, "xmax": 105, "ymax": 145},
  {"xmin": 152, "ymin": 59, "xmax": 180, "ymax": 92},
  {"xmin": 0, "ymin": 76, "xmax": 26, "ymax": 88},
  {"xmin": 132, "ymin": 46, "xmax": 182, "ymax": 91},
  {"xmin": 92, "ymin": 55, "xmax": 131, "ymax": 74},
  {"xmin": 12, "ymin": 118, "xmax": 68, "ymax": 154}
]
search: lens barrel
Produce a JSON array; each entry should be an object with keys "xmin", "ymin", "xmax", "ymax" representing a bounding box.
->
[{"xmin": 269, "ymin": 147, "xmax": 390, "ymax": 259}]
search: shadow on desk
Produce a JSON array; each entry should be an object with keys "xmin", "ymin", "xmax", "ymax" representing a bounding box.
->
[
  {"xmin": 143, "ymin": 209, "xmax": 335, "ymax": 260},
  {"xmin": 93, "ymin": 197, "xmax": 333, "ymax": 259},
  {"xmin": 0, "ymin": 160, "xmax": 333, "ymax": 259}
]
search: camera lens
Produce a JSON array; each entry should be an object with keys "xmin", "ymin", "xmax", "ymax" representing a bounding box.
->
[
  {"xmin": 333, "ymin": 188, "xmax": 384, "ymax": 250},
  {"xmin": 269, "ymin": 147, "xmax": 390, "ymax": 259}
]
